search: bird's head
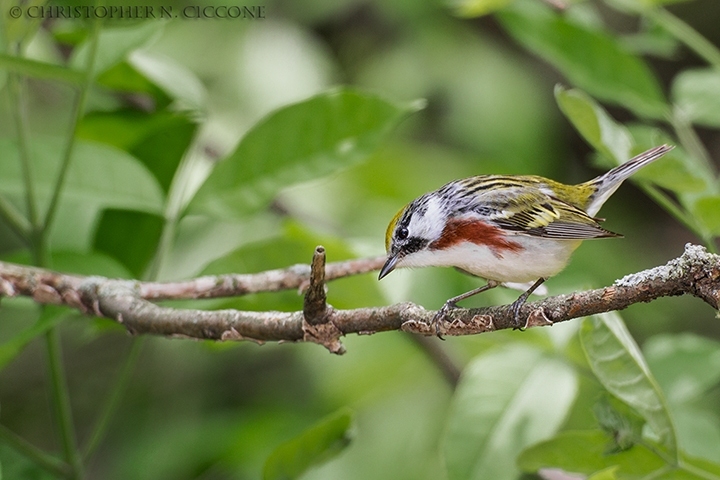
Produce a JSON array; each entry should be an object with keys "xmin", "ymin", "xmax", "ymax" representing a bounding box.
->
[{"xmin": 379, "ymin": 194, "xmax": 447, "ymax": 280}]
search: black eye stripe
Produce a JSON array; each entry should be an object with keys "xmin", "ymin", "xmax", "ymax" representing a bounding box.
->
[{"xmin": 403, "ymin": 237, "xmax": 427, "ymax": 254}]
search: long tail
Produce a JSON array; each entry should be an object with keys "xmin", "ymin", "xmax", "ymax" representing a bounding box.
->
[{"xmin": 583, "ymin": 144, "xmax": 674, "ymax": 216}]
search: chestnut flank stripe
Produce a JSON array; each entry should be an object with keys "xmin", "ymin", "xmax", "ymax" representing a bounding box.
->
[{"xmin": 429, "ymin": 219, "xmax": 522, "ymax": 256}]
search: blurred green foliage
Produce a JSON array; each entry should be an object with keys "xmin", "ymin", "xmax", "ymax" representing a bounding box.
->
[{"xmin": 0, "ymin": 0, "xmax": 719, "ymax": 478}]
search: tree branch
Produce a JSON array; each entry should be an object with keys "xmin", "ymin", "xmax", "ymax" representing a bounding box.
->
[
  {"xmin": 300, "ymin": 246, "xmax": 346, "ymax": 354},
  {"xmin": 138, "ymin": 255, "xmax": 386, "ymax": 300},
  {"xmin": 303, "ymin": 246, "xmax": 328, "ymax": 324},
  {"xmin": 0, "ymin": 244, "xmax": 717, "ymax": 355}
]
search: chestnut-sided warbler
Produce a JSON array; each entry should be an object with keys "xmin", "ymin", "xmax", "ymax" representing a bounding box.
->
[{"xmin": 379, "ymin": 145, "xmax": 673, "ymax": 333}]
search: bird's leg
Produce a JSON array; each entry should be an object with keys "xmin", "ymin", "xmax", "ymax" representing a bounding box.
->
[
  {"xmin": 509, "ymin": 277, "xmax": 547, "ymax": 329},
  {"xmin": 432, "ymin": 280, "xmax": 500, "ymax": 339}
]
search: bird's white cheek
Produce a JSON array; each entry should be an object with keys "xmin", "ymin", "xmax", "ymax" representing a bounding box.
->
[{"xmin": 408, "ymin": 197, "xmax": 446, "ymax": 240}]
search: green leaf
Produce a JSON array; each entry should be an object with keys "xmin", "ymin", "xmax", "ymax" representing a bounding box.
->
[
  {"xmin": 78, "ymin": 110, "xmax": 197, "ymax": 193},
  {"xmin": 129, "ymin": 50, "xmax": 207, "ymax": 112},
  {"xmin": 189, "ymin": 88, "xmax": 422, "ymax": 218},
  {"xmin": 588, "ymin": 466, "xmax": 619, "ymax": 480},
  {"xmin": 555, "ymin": 85, "xmax": 632, "ymax": 162},
  {"xmin": 692, "ymin": 196, "xmax": 720, "ymax": 236},
  {"xmin": 130, "ymin": 115, "xmax": 197, "ymax": 193},
  {"xmin": 201, "ymin": 221, "xmax": 357, "ymax": 276},
  {"xmin": 158, "ymin": 214, "xmax": 279, "ymax": 280},
  {"xmin": 517, "ymin": 430, "xmax": 665, "ymax": 476},
  {"xmin": 626, "ymin": 125, "xmax": 708, "ymax": 193},
  {"xmin": 681, "ymin": 454, "xmax": 720, "ymax": 477},
  {"xmin": 450, "ymin": 0, "xmax": 516, "ymax": 17},
  {"xmin": 0, "ymin": 443, "xmax": 55, "ymax": 480},
  {"xmin": 554, "ymin": 89, "xmax": 705, "ymax": 195},
  {"xmin": 672, "ymin": 409, "xmax": 720, "ymax": 462},
  {"xmin": 499, "ymin": 0, "xmax": 667, "ymax": 118},
  {"xmin": 71, "ymin": 21, "xmax": 164, "ymax": 76},
  {"xmin": 112, "ymin": 413, "xmax": 241, "ymax": 480},
  {"xmin": 93, "ymin": 209, "xmax": 164, "ymax": 278},
  {"xmin": 556, "ymin": 96, "xmax": 706, "ymax": 196},
  {"xmin": 263, "ymin": 408, "xmax": 354, "ymax": 480},
  {"xmin": 0, "ymin": 54, "xmax": 84, "ymax": 85},
  {"xmin": 78, "ymin": 110, "xmax": 172, "ymax": 150},
  {"xmin": 622, "ymin": 23, "xmax": 681, "ymax": 58},
  {"xmin": 580, "ymin": 313, "xmax": 677, "ymax": 454},
  {"xmin": 3, "ymin": 0, "xmax": 45, "ymax": 46},
  {"xmin": 443, "ymin": 344, "xmax": 578, "ymax": 480},
  {"xmin": 650, "ymin": 0, "xmax": 694, "ymax": 4},
  {"xmin": 0, "ymin": 306, "xmax": 67, "ymax": 371},
  {"xmin": 95, "ymin": 61, "xmax": 169, "ymax": 105},
  {"xmin": 0, "ymin": 250, "xmax": 131, "ymax": 278},
  {"xmin": 672, "ymin": 69, "xmax": 720, "ymax": 127},
  {"xmin": 0, "ymin": 136, "xmax": 164, "ymax": 215},
  {"xmin": 642, "ymin": 334, "xmax": 720, "ymax": 461},
  {"xmin": 640, "ymin": 0, "xmax": 693, "ymax": 4},
  {"xmin": 644, "ymin": 333, "xmax": 720, "ymax": 404},
  {"xmin": 593, "ymin": 396, "xmax": 645, "ymax": 452},
  {"xmin": 51, "ymin": 251, "xmax": 133, "ymax": 278},
  {"xmin": 607, "ymin": 0, "xmax": 692, "ymax": 11},
  {"xmin": 0, "ymin": 136, "xmax": 164, "ymax": 250}
]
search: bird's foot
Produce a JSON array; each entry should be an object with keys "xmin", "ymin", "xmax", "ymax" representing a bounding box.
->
[
  {"xmin": 509, "ymin": 277, "xmax": 546, "ymax": 330},
  {"xmin": 509, "ymin": 297, "xmax": 527, "ymax": 330},
  {"xmin": 431, "ymin": 300, "xmax": 458, "ymax": 340}
]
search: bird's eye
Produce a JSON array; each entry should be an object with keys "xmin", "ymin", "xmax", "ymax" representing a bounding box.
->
[{"xmin": 397, "ymin": 227, "xmax": 409, "ymax": 240}]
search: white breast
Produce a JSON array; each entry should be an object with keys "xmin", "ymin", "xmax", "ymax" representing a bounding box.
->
[{"xmin": 398, "ymin": 236, "xmax": 582, "ymax": 283}]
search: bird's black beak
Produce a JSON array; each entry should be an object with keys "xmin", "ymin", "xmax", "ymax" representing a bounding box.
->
[{"xmin": 378, "ymin": 253, "xmax": 400, "ymax": 280}]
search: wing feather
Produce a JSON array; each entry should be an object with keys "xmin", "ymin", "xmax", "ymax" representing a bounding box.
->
[{"xmin": 450, "ymin": 176, "xmax": 621, "ymax": 240}]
